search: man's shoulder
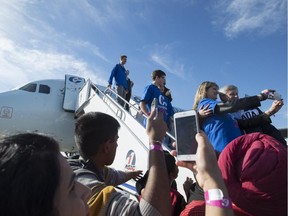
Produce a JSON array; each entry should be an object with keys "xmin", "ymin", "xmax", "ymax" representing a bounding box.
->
[
  {"xmin": 112, "ymin": 63, "xmax": 121, "ymax": 71},
  {"xmin": 141, "ymin": 84, "xmax": 158, "ymax": 100},
  {"xmin": 146, "ymin": 84, "xmax": 159, "ymax": 92}
]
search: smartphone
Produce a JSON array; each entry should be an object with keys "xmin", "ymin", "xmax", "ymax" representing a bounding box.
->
[
  {"xmin": 267, "ymin": 91, "xmax": 282, "ymax": 100},
  {"xmin": 151, "ymin": 98, "xmax": 158, "ymax": 119},
  {"xmin": 174, "ymin": 110, "xmax": 200, "ymax": 161},
  {"xmin": 273, "ymin": 92, "xmax": 282, "ymax": 100}
]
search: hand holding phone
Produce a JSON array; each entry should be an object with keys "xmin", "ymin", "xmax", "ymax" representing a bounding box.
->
[
  {"xmin": 273, "ymin": 92, "xmax": 282, "ymax": 101},
  {"xmin": 266, "ymin": 91, "xmax": 282, "ymax": 100},
  {"xmin": 174, "ymin": 110, "xmax": 200, "ymax": 161}
]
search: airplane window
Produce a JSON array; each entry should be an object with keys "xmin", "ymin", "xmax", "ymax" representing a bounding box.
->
[
  {"xmin": 19, "ymin": 83, "xmax": 37, "ymax": 92},
  {"xmin": 39, "ymin": 85, "xmax": 50, "ymax": 94}
]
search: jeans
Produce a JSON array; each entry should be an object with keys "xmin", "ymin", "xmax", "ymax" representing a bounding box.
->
[{"xmin": 116, "ymin": 85, "xmax": 126, "ymax": 107}]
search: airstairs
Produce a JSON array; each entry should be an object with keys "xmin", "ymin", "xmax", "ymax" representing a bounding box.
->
[{"xmin": 75, "ymin": 79, "xmax": 192, "ymax": 199}]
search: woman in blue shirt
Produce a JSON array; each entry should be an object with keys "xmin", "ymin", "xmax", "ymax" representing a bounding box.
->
[{"xmin": 192, "ymin": 81, "xmax": 269, "ymax": 153}]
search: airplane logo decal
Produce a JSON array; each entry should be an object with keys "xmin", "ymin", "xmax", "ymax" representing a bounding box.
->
[
  {"xmin": 125, "ymin": 150, "xmax": 136, "ymax": 171},
  {"xmin": 0, "ymin": 106, "xmax": 13, "ymax": 119},
  {"xmin": 69, "ymin": 76, "xmax": 83, "ymax": 84}
]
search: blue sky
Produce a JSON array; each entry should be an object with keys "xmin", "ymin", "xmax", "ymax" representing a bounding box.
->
[{"xmin": 0, "ymin": 0, "xmax": 287, "ymax": 128}]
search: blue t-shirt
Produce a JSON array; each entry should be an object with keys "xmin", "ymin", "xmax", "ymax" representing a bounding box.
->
[
  {"xmin": 198, "ymin": 98, "xmax": 241, "ymax": 152},
  {"xmin": 141, "ymin": 84, "xmax": 174, "ymax": 129},
  {"xmin": 108, "ymin": 64, "xmax": 128, "ymax": 89}
]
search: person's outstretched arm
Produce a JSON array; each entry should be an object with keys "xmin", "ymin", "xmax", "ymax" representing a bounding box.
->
[
  {"xmin": 215, "ymin": 94, "xmax": 266, "ymax": 114},
  {"xmin": 124, "ymin": 170, "xmax": 143, "ymax": 182},
  {"xmin": 141, "ymin": 109, "xmax": 171, "ymax": 216},
  {"xmin": 172, "ymin": 131, "xmax": 233, "ymax": 216},
  {"xmin": 216, "ymin": 89, "xmax": 279, "ymax": 114},
  {"xmin": 195, "ymin": 132, "xmax": 233, "ymax": 216}
]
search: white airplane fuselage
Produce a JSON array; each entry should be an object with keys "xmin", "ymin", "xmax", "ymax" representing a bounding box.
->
[{"xmin": 0, "ymin": 78, "xmax": 82, "ymax": 152}]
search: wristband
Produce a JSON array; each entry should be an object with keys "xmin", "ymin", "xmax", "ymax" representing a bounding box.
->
[
  {"xmin": 149, "ymin": 142, "xmax": 163, "ymax": 152},
  {"xmin": 204, "ymin": 189, "xmax": 232, "ymax": 209},
  {"xmin": 151, "ymin": 141, "xmax": 162, "ymax": 145}
]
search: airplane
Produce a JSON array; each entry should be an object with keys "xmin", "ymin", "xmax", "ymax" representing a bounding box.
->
[{"xmin": 0, "ymin": 75, "xmax": 85, "ymax": 152}]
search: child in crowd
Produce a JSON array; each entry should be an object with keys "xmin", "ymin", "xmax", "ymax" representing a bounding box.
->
[{"xmin": 136, "ymin": 150, "xmax": 186, "ymax": 216}]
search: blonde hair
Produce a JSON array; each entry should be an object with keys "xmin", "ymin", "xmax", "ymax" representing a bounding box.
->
[{"xmin": 192, "ymin": 81, "xmax": 219, "ymax": 110}]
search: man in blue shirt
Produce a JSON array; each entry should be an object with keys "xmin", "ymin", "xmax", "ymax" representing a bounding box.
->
[
  {"xmin": 140, "ymin": 70, "xmax": 174, "ymax": 130},
  {"xmin": 108, "ymin": 55, "xmax": 128, "ymax": 107}
]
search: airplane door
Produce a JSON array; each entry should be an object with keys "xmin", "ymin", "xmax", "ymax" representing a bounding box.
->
[{"xmin": 63, "ymin": 75, "xmax": 85, "ymax": 112}]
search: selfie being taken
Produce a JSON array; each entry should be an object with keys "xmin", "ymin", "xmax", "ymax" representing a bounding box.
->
[{"xmin": 0, "ymin": 1, "xmax": 286, "ymax": 216}]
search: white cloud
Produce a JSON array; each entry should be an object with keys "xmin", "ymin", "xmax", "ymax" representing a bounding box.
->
[
  {"xmin": 150, "ymin": 44, "xmax": 186, "ymax": 79},
  {"xmin": 0, "ymin": 37, "xmax": 106, "ymax": 92},
  {"xmin": 67, "ymin": 39, "xmax": 111, "ymax": 64},
  {"xmin": 0, "ymin": 0, "xmax": 109, "ymax": 92},
  {"xmin": 151, "ymin": 54, "xmax": 186, "ymax": 79},
  {"xmin": 214, "ymin": 0, "xmax": 286, "ymax": 38}
]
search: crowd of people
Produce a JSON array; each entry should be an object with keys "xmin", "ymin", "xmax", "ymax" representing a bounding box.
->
[{"xmin": 0, "ymin": 54, "xmax": 286, "ymax": 216}]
